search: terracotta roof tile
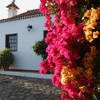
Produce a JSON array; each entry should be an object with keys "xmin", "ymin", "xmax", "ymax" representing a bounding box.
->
[
  {"xmin": 0, "ymin": 9, "xmax": 44, "ymax": 23},
  {"xmin": 6, "ymin": 2, "xmax": 19, "ymax": 9}
]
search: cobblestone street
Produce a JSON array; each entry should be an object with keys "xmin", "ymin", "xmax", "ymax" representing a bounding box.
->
[{"xmin": 0, "ymin": 74, "xmax": 62, "ymax": 100}]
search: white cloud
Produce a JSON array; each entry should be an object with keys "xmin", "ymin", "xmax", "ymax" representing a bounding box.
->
[{"xmin": 0, "ymin": 0, "xmax": 40, "ymax": 19}]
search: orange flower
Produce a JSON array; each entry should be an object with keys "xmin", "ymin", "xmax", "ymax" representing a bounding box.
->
[
  {"xmin": 86, "ymin": 35, "xmax": 93, "ymax": 42},
  {"xmin": 82, "ymin": 46, "xmax": 97, "ymax": 70},
  {"xmin": 61, "ymin": 77, "xmax": 69, "ymax": 85},
  {"xmin": 61, "ymin": 66, "xmax": 84, "ymax": 85},
  {"xmin": 83, "ymin": 7, "xmax": 100, "ymax": 42},
  {"xmin": 85, "ymin": 68, "xmax": 93, "ymax": 76},
  {"xmin": 79, "ymin": 86, "xmax": 87, "ymax": 93},
  {"xmin": 84, "ymin": 10, "xmax": 91, "ymax": 18},
  {"xmin": 91, "ymin": 46, "xmax": 97, "ymax": 56},
  {"xmin": 93, "ymin": 31, "xmax": 99, "ymax": 39}
]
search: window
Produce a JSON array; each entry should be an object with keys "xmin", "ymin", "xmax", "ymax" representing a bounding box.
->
[
  {"xmin": 43, "ymin": 30, "xmax": 48, "ymax": 39},
  {"xmin": 6, "ymin": 34, "xmax": 17, "ymax": 51}
]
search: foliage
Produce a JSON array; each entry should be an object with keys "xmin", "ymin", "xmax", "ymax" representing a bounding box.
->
[
  {"xmin": 39, "ymin": 0, "xmax": 100, "ymax": 100},
  {"xmin": 0, "ymin": 48, "xmax": 14, "ymax": 68},
  {"xmin": 33, "ymin": 40, "xmax": 48, "ymax": 60}
]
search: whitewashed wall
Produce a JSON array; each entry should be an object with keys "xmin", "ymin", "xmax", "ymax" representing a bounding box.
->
[
  {"xmin": 8, "ymin": 7, "xmax": 18, "ymax": 18},
  {"xmin": 0, "ymin": 16, "xmax": 47, "ymax": 70}
]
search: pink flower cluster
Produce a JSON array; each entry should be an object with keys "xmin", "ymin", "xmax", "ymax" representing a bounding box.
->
[{"xmin": 39, "ymin": 0, "xmax": 94, "ymax": 100}]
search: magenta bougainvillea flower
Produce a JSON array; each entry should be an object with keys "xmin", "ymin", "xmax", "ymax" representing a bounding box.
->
[{"xmin": 39, "ymin": 0, "xmax": 100, "ymax": 99}]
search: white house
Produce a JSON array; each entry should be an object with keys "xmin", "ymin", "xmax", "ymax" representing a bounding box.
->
[{"xmin": 0, "ymin": 1, "xmax": 47, "ymax": 71}]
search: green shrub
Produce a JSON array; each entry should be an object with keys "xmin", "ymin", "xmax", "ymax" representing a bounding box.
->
[
  {"xmin": 33, "ymin": 40, "xmax": 48, "ymax": 60},
  {"xmin": 0, "ymin": 48, "xmax": 14, "ymax": 68}
]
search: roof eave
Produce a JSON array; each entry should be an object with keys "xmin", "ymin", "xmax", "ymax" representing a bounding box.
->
[{"xmin": 6, "ymin": 3, "xmax": 19, "ymax": 9}]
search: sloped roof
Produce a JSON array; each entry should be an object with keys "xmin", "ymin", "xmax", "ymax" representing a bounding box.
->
[
  {"xmin": 6, "ymin": 2, "xmax": 19, "ymax": 9},
  {"xmin": 0, "ymin": 9, "xmax": 44, "ymax": 23}
]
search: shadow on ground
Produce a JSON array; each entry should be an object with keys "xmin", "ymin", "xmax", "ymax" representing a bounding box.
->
[{"xmin": 0, "ymin": 74, "xmax": 62, "ymax": 100}]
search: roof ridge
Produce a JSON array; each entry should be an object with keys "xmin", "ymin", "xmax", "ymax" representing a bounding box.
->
[
  {"xmin": 6, "ymin": 2, "xmax": 19, "ymax": 9},
  {"xmin": 0, "ymin": 9, "xmax": 44, "ymax": 23}
]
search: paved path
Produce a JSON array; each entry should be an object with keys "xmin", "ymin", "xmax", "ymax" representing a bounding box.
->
[
  {"xmin": 0, "ymin": 71, "xmax": 53, "ymax": 79},
  {"xmin": 0, "ymin": 74, "xmax": 61, "ymax": 100}
]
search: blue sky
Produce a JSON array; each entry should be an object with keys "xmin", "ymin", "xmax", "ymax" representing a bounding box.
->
[{"xmin": 0, "ymin": 0, "xmax": 40, "ymax": 19}]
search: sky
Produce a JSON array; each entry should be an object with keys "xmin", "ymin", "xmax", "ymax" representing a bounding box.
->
[{"xmin": 0, "ymin": 0, "xmax": 40, "ymax": 19}]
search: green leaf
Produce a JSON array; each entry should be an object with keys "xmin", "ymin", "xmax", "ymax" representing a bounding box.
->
[{"xmin": 92, "ymin": 94, "xmax": 97, "ymax": 100}]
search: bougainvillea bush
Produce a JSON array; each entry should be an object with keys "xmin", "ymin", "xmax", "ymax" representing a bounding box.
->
[{"xmin": 39, "ymin": 0, "xmax": 100, "ymax": 99}]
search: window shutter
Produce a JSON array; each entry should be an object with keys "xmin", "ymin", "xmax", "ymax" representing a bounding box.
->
[
  {"xmin": 43, "ymin": 30, "xmax": 48, "ymax": 39},
  {"xmin": 6, "ymin": 35, "xmax": 9, "ymax": 48}
]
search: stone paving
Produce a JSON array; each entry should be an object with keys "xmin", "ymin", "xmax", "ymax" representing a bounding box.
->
[{"xmin": 0, "ymin": 74, "xmax": 62, "ymax": 100}]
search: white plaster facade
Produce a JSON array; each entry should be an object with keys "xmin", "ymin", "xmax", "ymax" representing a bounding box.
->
[
  {"xmin": 0, "ymin": 16, "xmax": 47, "ymax": 70},
  {"xmin": 8, "ymin": 7, "xmax": 18, "ymax": 18}
]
